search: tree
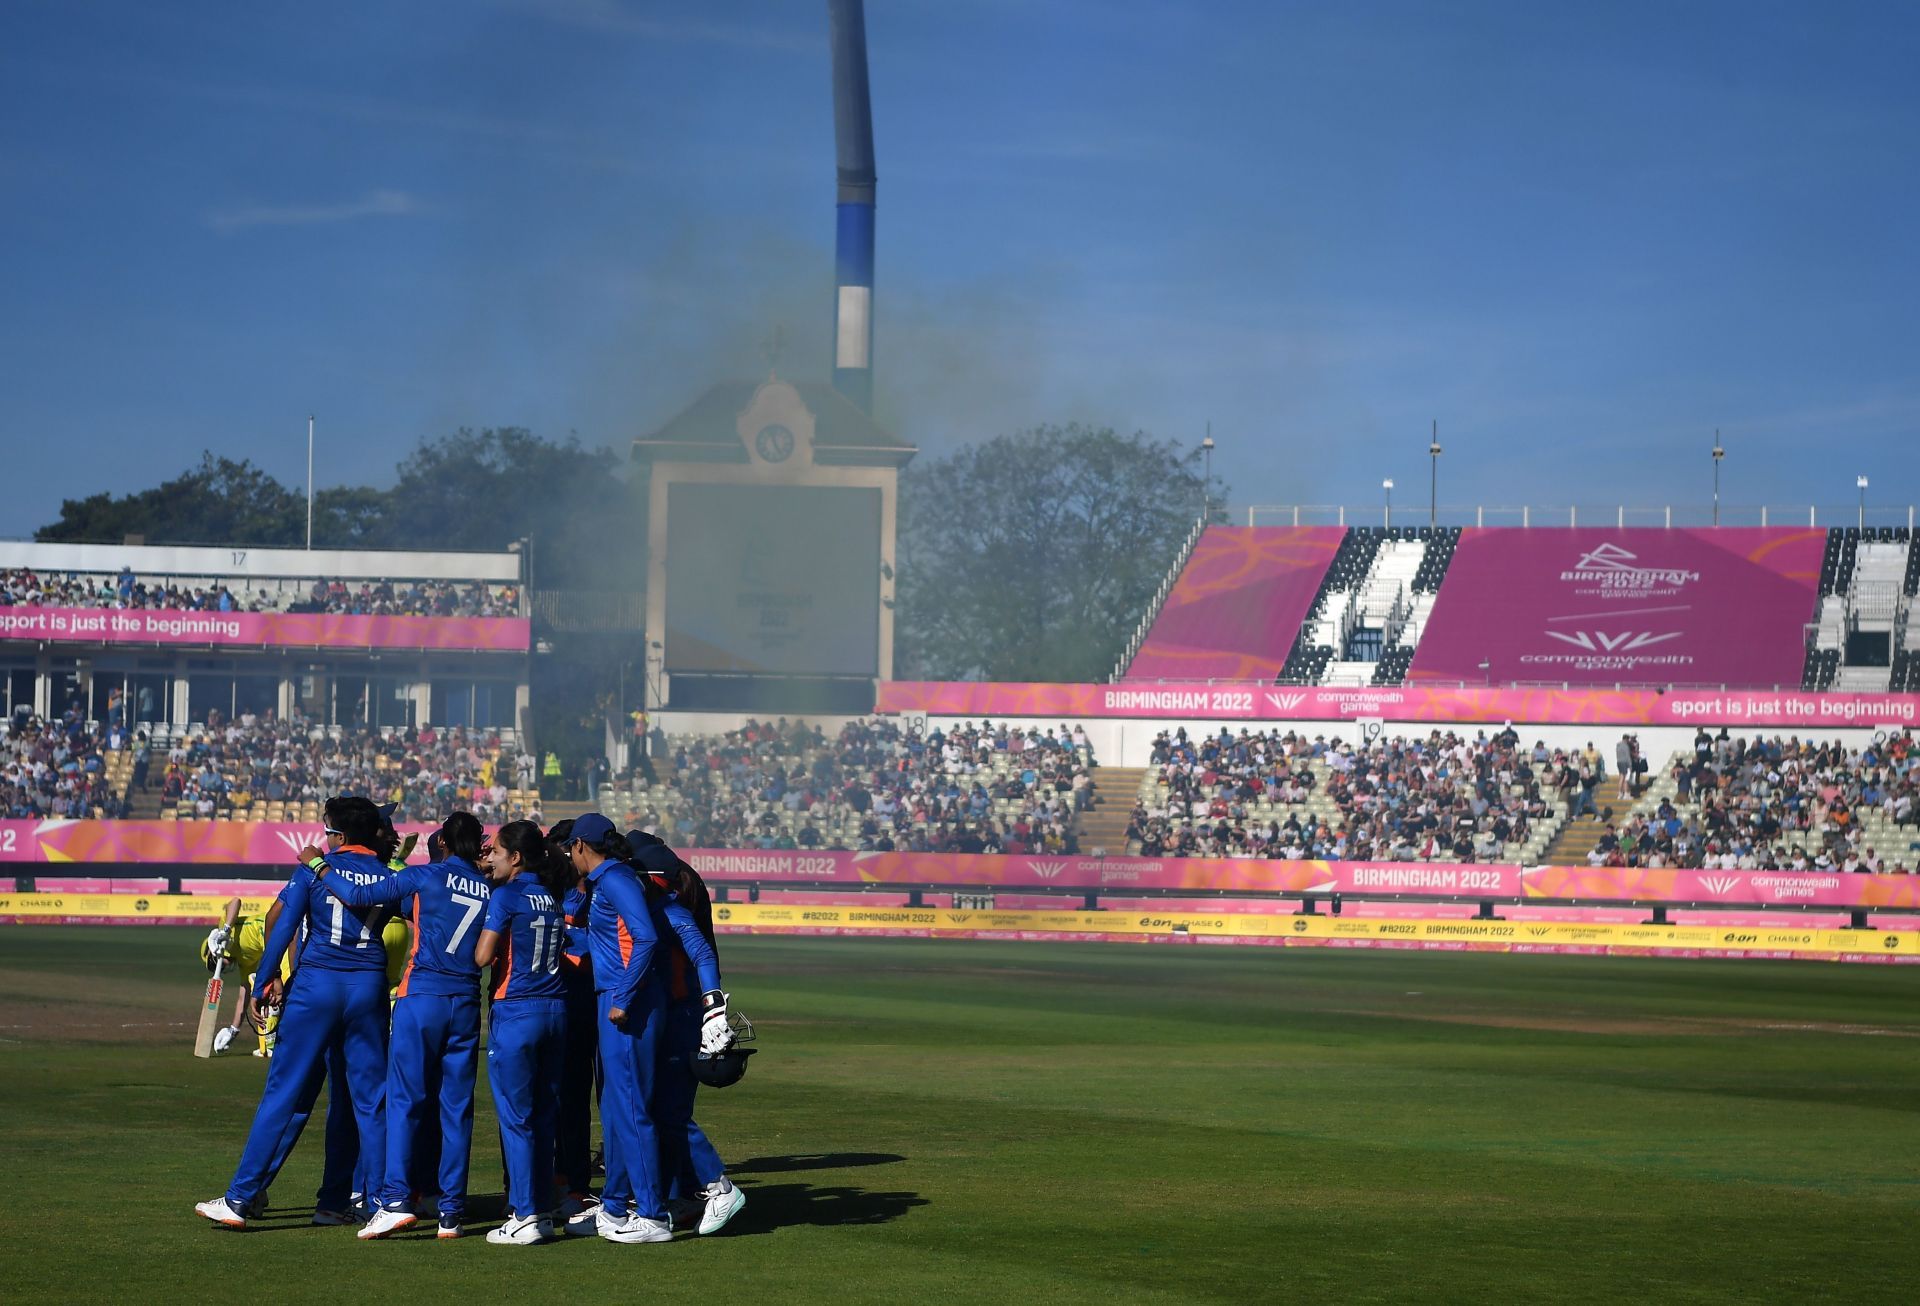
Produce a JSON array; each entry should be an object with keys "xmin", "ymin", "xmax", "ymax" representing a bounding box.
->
[
  {"xmin": 895, "ymin": 424, "xmax": 1219, "ymax": 682},
  {"xmin": 370, "ymin": 428, "xmax": 637, "ymax": 589},
  {"xmin": 37, "ymin": 454, "xmax": 309, "ymax": 547}
]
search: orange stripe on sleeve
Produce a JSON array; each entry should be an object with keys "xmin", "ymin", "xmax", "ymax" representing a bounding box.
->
[
  {"xmin": 492, "ymin": 932, "xmax": 513, "ymax": 1001},
  {"xmin": 396, "ymin": 894, "xmax": 422, "ymax": 999}
]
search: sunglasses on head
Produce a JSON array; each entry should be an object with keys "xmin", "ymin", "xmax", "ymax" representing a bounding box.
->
[{"xmin": 323, "ymin": 826, "xmax": 344, "ymax": 837}]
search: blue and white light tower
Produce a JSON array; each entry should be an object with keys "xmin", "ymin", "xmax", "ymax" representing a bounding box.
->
[{"xmin": 828, "ymin": 0, "xmax": 876, "ymax": 413}]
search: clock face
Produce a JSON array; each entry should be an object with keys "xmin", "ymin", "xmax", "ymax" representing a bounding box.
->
[{"xmin": 754, "ymin": 423, "xmax": 795, "ymax": 463}]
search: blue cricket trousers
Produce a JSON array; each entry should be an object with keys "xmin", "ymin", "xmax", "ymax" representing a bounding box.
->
[
  {"xmin": 261, "ymin": 1043, "xmax": 359, "ymax": 1209},
  {"xmin": 224, "ymin": 969, "xmax": 388, "ymax": 1211},
  {"xmin": 488, "ymin": 998, "xmax": 567, "ymax": 1219},
  {"xmin": 654, "ymin": 1000, "xmax": 725, "ymax": 1202},
  {"xmin": 557, "ymin": 984, "xmax": 599, "ymax": 1196},
  {"xmin": 382, "ymin": 992, "xmax": 480, "ymax": 1216},
  {"xmin": 595, "ymin": 987, "xmax": 666, "ymax": 1222}
]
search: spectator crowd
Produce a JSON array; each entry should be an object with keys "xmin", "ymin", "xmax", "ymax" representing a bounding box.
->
[
  {"xmin": 620, "ymin": 716, "xmax": 1094, "ymax": 854},
  {"xmin": 153, "ymin": 708, "xmax": 539, "ymax": 826},
  {"xmin": 1, "ymin": 709, "xmax": 130, "ymax": 819},
  {"xmin": 1585, "ymin": 728, "xmax": 1919, "ymax": 873},
  {"xmin": 2, "ymin": 567, "xmax": 519, "ymax": 619},
  {"xmin": 1124, "ymin": 723, "xmax": 1613, "ymax": 862}
]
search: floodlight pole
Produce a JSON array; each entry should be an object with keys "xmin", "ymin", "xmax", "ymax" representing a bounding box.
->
[
  {"xmin": 306, "ymin": 414, "xmax": 315, "ymax": 550},
  {"xmin": 1428, "ymin": 420, "xmax": 1442, "ymax": 528},
  {"xmin": 1201, "ymin": 424, "xmax": 1215, "ymax": 519},
  {"xmin": 1712, "ymin": 431, "xmax": 1724, "ymax": 527}
]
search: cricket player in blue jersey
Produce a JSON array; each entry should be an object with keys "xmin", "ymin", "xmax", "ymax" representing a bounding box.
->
[
  {"xmin": 194, "ymin": 796, "xmax": 396, "ymax": 1229},
  {"xmin": 630, "ymin": 833, "xmax": 745, "ymax": 1235},
  {"xmin": 309, "ymin": 812, "xmax": 492, "ymax": 1241},
  {"xmin": 563, "ymin": 813, "xmax": 672, "ymax": 1243},
  {"xmin": 474, "ymin": 819, "xmax": 572, "ymax": 1244},
  {"xmin": 547, "ymin": 818, "xmax": 602, "ymax": 1221}
]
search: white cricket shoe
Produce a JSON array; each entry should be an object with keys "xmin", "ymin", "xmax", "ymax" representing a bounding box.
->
[
  {"xmin": 697, "ymin": 1179, "xmax": 746, "ymax": 1235},
  {"xmin": 437, "ymin": 1216, "xmax": 464, "ymax": 1240},
  {"xmin": 598, "ymin": 1211, "xmax": 673, "ymax": 1244},
  {"xmin": 562, "ymin": 1195, "xmax": 602, "ymax": 1237},
  {"xmin": 357, "ymin": 1207, "xmax": 418, "ymax": 1240},
  {"xmin": 485, "ymin": 1213, "xmax": 550, "ymax": 1245},
  {"xmin": 194, "ymin": 1197, "xmax": 247, "ymax": 1229},
  {"xmin": 312, "ymin": 1207, "xmax": 363, "ymax": 1226}
]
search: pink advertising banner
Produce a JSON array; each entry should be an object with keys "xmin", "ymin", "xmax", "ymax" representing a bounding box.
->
[
  {"xmin": 0, "ymin": 606, "xmax": 528, "ymax": 651},
  {"xmin": 0, "ymin": 819, "xmax": 437, "ymax": 865},
  {"xmin": 592, "ymin": 848, "xmax": 1920, "ymax": 910},
  {"xmin": 6, "ymin": 823, "xmax": 1919, "ymax": 912},
  {"xmin": 1407, "ymin": 527, "xmax": 1825, "ymax": 688},
  {"xmin": 1123, "ymin": 527, "xmax": 1344, "ymax": 681},
  {"xmin": 874, "ymin": 680, "xmax": 1920, "ymax": 729}
]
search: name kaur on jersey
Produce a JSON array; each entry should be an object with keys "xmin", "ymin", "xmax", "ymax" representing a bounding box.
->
[{"xmin": 446, "ymin": 870, "xmax": 493, "ymax": 901}]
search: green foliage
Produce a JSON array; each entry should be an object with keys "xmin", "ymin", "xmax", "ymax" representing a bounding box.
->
[
  {"xmin": 37, "ymin": 454, "xmax": 313, "ymax": 548},
  {"xmin": 895, "ymin": 424, "xmax": 1216, "ymax": 681},
  {"xmin": 31, "ymin": 432, "xmax": 636, "ymax": 589},
  {"xmin": 373, "ymin": 428, "xmax": 635, "ymax": 588}
]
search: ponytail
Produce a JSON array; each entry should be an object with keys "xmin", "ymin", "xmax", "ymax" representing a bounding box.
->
[
  {"xmin": 674, "ymin": 860, "xmax": 718, "ymax": 957},
  {"xmin": 495, "ymin": 819, "xmax": 574, "ymax": 900}
]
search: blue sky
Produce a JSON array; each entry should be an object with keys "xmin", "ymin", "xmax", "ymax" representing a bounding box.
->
[{"xmin": 4, "ymin": 0, "xmax": 1917, "ymax": 542}]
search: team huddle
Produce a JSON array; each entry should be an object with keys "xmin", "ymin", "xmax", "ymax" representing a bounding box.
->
[{"xmin": 192, "ymin": 797, "xmax": 751, "ymax": 1244}]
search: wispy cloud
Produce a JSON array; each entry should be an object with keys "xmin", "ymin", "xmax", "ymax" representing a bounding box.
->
[
  {"xmin": 208, "ymin": 189, "xmax": 422, "ymax": 234},
  {"xmin": 493, "ymin": 0, "xmax": 821, "ymax": 53}
]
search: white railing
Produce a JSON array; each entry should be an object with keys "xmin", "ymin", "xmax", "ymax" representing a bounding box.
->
[{"xmin": 1246, "ymin": 503, "xmax": 1919, "ymax": 530}]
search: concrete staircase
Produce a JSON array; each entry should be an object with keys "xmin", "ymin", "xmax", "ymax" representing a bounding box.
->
[
  {"xmin": 1540, "ymin": 813, "xmax": 1610, "ymax": 867},
  {"xmin": 1075, "ymin": 765, "xmax": 1146, "ymax": 854}
]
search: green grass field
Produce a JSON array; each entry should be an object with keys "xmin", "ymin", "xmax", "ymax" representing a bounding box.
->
[{"xmin": 1, "ymin": 929, "xmax": 1916, "ymax": 1304}]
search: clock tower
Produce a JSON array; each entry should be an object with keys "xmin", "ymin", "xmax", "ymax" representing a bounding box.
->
[{"xmin": 633, "ymin": 375, "xmax": 915, "ymax": 713}]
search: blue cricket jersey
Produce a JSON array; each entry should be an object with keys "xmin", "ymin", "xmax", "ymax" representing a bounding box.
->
[
  {"xmin": 561, "ymin": 882, "xmax": 594, "ymax": 996},
  {"xmin": 585, "ymin": 859, "xmax": 657, "ymax": 1011},
  {"xmin": 318, "ymin": 855, "xmax": 492, "ymax": 997},
  {"xmin": 630, "ymin": 842, "xmax": 720, "ymax": 1000},
  {"xmin": 485, "ymin": 872, "xmax": 567, "ymax": 1002},
  {"xmin": 257, "ymin": 846, "xmax": 395, "ymax": 996},
  {"xmin": 659, "ymin": 898, "xmax": 722, "ymax": 1002}
]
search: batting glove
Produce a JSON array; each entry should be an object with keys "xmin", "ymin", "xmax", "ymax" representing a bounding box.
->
[
  {"xmin": 699, "ymin": 991, "xmax": 735, "ymax": 1056},
  {"xmin": 205, "ymin": 926, "xmax": 231, "ymax": 959},
  {"xmin": 212, "ymin": 1026, "xmax": 238, "ymax": 1055}
]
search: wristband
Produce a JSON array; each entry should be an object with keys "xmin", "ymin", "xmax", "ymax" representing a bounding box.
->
[{"xmin": 304, "ymin": 855, "xmax": 326, "ymax": 873}]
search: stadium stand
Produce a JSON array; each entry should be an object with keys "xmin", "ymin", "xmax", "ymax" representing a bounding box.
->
[
  {"xmin": 137, "ymin": 712, "xmax": 541, "ymax": 824},
  {"xmin": 1270, "ymin": 527, "xmax": 1463, "ymax": 686},
  {"xmin": 1122, "ymin": 724, "xmax": 1574, "ymax": 863},
  {"xmin": 1, "ymin": 567, "xmax": 520, "ymax": 618},
  {"xmin": 1, "ymin": 711, "xmax": 138, "ymax": 818},
  {"xmin": 1804, "ymin": 527, "xmax": 1915, "ymax": 691},
  {"xmin": 1121, "ymin": 527, "xmax": 1342, "ymax": 682},
  {"xmin": 1550, "ymin": 729, "xmax": 1919, "ymax": 873},
  {"xmin": 599, "ymin": 717, "xmax": 1095, "ymax": 853}
]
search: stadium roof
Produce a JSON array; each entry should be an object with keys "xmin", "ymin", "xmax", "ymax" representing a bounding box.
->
[{"xmin": 632, "ymin": 379, "xmax": 916, "ymax": 468}]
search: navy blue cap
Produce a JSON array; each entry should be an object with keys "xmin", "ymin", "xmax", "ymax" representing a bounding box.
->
[{"xmin": 571, "ymin": 812, "xmax": 615, "ymax": 845}]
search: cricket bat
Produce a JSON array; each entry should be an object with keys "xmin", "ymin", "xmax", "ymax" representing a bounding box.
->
[{"xmin": 194, "ymin": 898, "xmax": 242, "ymax": 1058}]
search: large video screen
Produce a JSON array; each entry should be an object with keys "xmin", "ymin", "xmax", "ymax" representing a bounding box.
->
[{"xmin": 665, "ymin": 483, "xmax": 881, "ymax": 676}]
